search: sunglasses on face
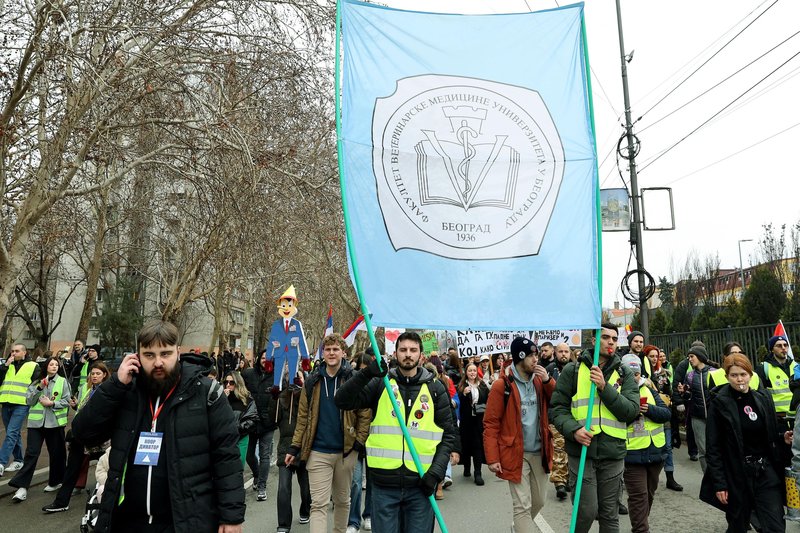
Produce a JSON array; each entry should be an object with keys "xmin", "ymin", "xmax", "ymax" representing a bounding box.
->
[{"xmin": 224, "ymin": 380, "xmax": 235, "ymax": 385}]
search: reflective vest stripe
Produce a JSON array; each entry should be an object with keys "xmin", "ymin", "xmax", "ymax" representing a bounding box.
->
[
  {"xmin": 366, "ymin": 447, "xmax": 436, "ymax": 464},
  {"xmin": 571, "ymin": 364, "xmax": 627, "ymax": 440},
  {"xmin": 0, "ymin": 362, "xmax": 37, "ymax": 405},
  {"xmin": 369, "ymin": 425, "xmax": 443, "ymax": 441}
]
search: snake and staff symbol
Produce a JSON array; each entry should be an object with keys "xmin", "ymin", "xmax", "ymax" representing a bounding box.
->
[{"xmin": 456, "ymin": 119, "xmax": 478, "ymax": 202}]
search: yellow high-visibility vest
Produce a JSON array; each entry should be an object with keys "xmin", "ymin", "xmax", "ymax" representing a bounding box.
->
[
  {"xmin": 764, "ymin": 361, "xmax": 797, "ymax": 416},
  {"xmin": 366, "ymin": 381, "xmax": 443, "ymax": 474},
  {"xmin": 28, "ymin": 376, "xmax": 68, "ymax": 427},
  {"xmin": 571, "ymin": 364, "xmax": 628, "ymax": 440},
  {"xmin": 709, "ymin": 367, "xmax": 760, "ymax": 390},
  {"xmin": 0, "ymin": 361, "xmax": 37, "ymax": 405},
  {"xmin": 626, "ymin": 385, "xmax": 666, "ymax": 450}
]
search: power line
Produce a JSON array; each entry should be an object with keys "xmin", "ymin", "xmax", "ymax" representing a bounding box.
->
[
  {"xmin": 663, "ymin": 120, "xmax": 800, "ymax": 185},
  {"xmin": 631, "ymin": 0, "xmax": 773, "ymax": 108},
  {"xmin": 634, "ymin": 0, "xmax": 781, "ymax": 124},
  {"xmin": 638, "ymin": 47, "xmax": 800, "ymax": 173},
  {"xmin": 638, "ymin": 28, "xmax": 800, "ymax": 134}
]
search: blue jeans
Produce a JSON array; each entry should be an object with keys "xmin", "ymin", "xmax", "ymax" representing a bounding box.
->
[
  {"xmin": 348, "ymin": 458, "xmax": 372, "ymax": 528},
  {"xmin": 662, "ymin": 428, "xmax": 675, "ymax": 472},
  {"xmin": 254, "ymin": 430, "xmax": 275, "ymax": 491},
  {"xmin": 0, "ymin": 404, "xmax": 29, "ymax": 466},
  {"xmin": 371, "ymin": 482, "xmax": 434, "ymax": 533}
]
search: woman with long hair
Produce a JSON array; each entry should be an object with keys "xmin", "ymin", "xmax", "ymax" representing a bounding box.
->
[
  {"xmin": 701, "ymin": 354, "xmax": 791, "ymax": 532},
  {"xmin": 644, "ymin": 345, "xmax": 682, "ymax": 492},
  {"xmin": 458, "ymin": 362, "xmax": 489, "ymax": 485},
  {"xmin": 9, "ymin": 356, "xmax": 71, "ymax": 503},
  {"xmin": 224, "ymin": 371, "xmax": 257, "ymax": 467},
  {"xmin": 44, "ymin": 362, "xmax": 111, "ymax": 512}
]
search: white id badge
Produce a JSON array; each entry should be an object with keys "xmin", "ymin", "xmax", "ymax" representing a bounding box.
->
[{"xmin": 134, "ymin": 431, "xmax": 163, "ymax": 466}]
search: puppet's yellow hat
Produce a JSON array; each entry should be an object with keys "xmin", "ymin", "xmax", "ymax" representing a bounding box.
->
[{"xmin": 277, "ymin": 284, "xmax": 298, "ymax": 303}]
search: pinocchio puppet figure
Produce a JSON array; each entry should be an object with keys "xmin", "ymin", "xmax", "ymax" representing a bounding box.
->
[{"xmin": 264, "ymin": 285, "xmax": 310, "ymax": 394}]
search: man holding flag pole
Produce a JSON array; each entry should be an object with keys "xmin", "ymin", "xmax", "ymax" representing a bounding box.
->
[
  {"xmin": 334, "ymin": 0, "xmax": 606, "ymax": 531},
  {"xmin": 334, "ymin": 332, "xmax": 457, "ymax": 532},
  {"xmin": 549, "ymin": 323, "xmax": 639, "ymax": 532}
]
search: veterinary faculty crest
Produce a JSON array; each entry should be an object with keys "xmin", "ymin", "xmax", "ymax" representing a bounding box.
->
[{"xmin": 373, "ymin": 75, "xmax": 565, "ymax": 260}]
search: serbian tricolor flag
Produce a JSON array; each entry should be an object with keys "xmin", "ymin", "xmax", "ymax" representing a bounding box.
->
[
  {"xmin": 316, "ymin": 306, "xmax": 334, "ymax": 360},
  {"xmin": 774, "ymin": 320, "xmax": 794, "ymax": 360},
  {"xmin": 343, "ymin": 315, "xmax": 367, "ymax": 347}
]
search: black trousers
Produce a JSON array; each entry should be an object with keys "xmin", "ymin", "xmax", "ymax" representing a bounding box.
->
[
  {"xmin": 51, "ymin": 439, "xmax": 95, "ymax": 507},
  {"xmin": 9, "ymin": 426, "xmax": 66, "ymax": 489},
  {"xmin": 277, "ymin": 465, "xmax": 311, "ymax": 530},
  {"xmin": 245, "ymin": 432, "xmax": 260, "ymax": 479},
  {"xmin": 725, "ymin": 464, "xmax": 786, "ymax": 533}
]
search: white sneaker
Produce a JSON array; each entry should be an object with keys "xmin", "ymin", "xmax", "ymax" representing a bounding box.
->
[
  {"xmin": 346, "ymin": 527, "xmax": 359, "ymax": 533},
  {"xmin": 0, "ymin": 464, "xmax": 5, "ymax": 476},
  {"xmin": 43, "ymin": 484, "xmax": 62, "ymax": 492},
  {"xmin": 12, "ymin": 487, "xmax": 27, "ymax": 502},
  {"xmin": 5, "ymin": 461, "xmax": 23, "ymax": 472},
  {"xmin": 363, "ymin": 517, "xmax": 371, "ymax": 531}
]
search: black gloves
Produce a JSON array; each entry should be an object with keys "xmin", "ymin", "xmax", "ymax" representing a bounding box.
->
[
  {"xmin": 419, "ymin": 471, "xmax": 439, "ymax": 498},
  {"xmin": 353, "ymin": 441, "xmax": 367, "ymax": 461},
  {"xmin": 363, "ymin": 357, "xmax": 389, "ymax": 379}
]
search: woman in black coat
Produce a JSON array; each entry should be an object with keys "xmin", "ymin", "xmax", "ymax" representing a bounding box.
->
[
  {"xmin": 700, "ymin": 354, "xmax": 793, "ymax": 533},
  {"xmin": 457, "ymin": 362, "xmax": 489, "ymax": 486}
]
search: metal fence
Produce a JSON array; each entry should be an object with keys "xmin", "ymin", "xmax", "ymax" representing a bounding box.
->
[{"xmin": 650, "ymin": 322, "xmax": 800, "ymax": 366}]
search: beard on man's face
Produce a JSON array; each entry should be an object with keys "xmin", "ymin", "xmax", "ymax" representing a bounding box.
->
[{"xmin": 142, "ymin": 363, "xmax": 181, "ymax": 397}]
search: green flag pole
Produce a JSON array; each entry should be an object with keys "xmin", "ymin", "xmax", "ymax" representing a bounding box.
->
[
  {"xmin": 569, "ymin": 12, "xmax": 604, "ymax": 533},
  {"xmin": 333, "ymin": 2, "xmax": 449, "ymax": 531}
]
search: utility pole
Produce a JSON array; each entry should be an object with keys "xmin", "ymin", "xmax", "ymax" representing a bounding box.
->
[{"xmin": 615, "ymin": 0, "xmax": 649, "ymax": 337}]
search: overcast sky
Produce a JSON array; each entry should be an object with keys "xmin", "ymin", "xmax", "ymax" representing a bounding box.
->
[
  {"xmin": 579, "ymin": 0, "xmax": 800, "ymax": 308},
  {"xmin": 378, "ymin": 0, "xmax": 800, "ymax": 311}
]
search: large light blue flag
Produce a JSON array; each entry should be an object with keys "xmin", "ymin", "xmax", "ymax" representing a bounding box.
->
[{"xmin": 340, "ymin": 0, "xmax": 599, "ymax": 330}]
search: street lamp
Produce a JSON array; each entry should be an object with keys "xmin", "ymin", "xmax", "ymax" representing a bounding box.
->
[{"xmin": 738, "ymin": 239, "xmax": 753, "ymax": 297}]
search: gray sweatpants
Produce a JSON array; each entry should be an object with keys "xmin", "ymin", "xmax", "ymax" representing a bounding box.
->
[{"xmin": 691, "ymin": 417, "xmax": 707, "ymax": 473}]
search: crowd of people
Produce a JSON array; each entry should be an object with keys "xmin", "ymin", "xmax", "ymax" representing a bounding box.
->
[{"xmin": 2, "ymin": 322, "xmax": 800, "ymax": 532}]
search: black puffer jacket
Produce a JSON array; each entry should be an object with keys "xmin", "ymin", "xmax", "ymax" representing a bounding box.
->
[
  {"xmin": 334, "ymin": 366, "xmax": 457, "ymax": 488},
  {"xmin": 681, "ymin": 365, "xmax": 712, "ymax": 419},
  {"xmin": 241, "ymin": 357, "xmax": 278, "ymax": 435},
  {"xmin": 72, "ymin": 356, "xmax": 245, "ymax": 533}
]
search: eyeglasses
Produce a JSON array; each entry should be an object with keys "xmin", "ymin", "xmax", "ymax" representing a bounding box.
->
[{"xmin": 224, "ymin": 380, "xmax": 235, "ymax": 385}]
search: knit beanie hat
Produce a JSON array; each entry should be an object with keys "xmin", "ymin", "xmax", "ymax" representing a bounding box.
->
[
  {"xmin": 510, "ymin": 337, "xmax": 537, "ymax": 364},
  {"xmin": 688, "ymin": 345, "xmax": 709, "ymax": 364},
  {"xmin": 628, "ymin": 331, "xmax": 644, "ymax": 343},
  {"xmin": 621, "ymin": 354, "xmax": 641, "ymax": 374},
  {"xmin": 768, "ymin": 335, "xmax": 789, "ymax": 352}
]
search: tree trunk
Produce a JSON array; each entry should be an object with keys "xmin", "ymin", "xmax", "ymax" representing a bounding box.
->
[
  {"xmin": 76, "ymin": 190, "xmax": 108, "ymax": 341},
  {"xmin": 240, "ymin": 296, "xmax": 252, "ymax": 356}
]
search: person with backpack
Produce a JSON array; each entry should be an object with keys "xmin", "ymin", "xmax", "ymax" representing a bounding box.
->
[
  {"xmin": 285, "ymin": 334, "xmax": 371, "ymax": 533},
  {"xmin": 483, "ymin": 337, "xmax": 555, "ymax": 533},
  {"xmin": 334, "ymin": 332, "xmax": 458, "ymax": 533},
  {"xmin": 549, "ymin": 324, "xmax": 640, "ymax": 533},
  {"xmin": 71, "ymin": 320, "xmax": 245, "ymax": 533}
]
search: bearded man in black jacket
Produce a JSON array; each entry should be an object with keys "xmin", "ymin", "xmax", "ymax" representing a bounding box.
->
[{"xmin": 72, "ymin": 320, "xmax": 244, "ymax": 533}]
